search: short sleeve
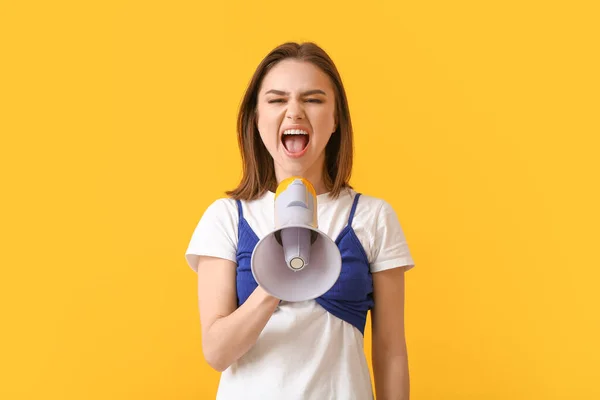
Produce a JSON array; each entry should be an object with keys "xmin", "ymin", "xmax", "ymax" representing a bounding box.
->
[
  {"xmin": 184, "ymin": 198, "xmax": 238, "ymax": 272},
  {"xmin": 370, "ymin": 200, "xmax": 416, "ymax": 273}
]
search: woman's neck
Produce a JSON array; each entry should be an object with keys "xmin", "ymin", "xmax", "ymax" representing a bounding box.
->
[{"xmin": 274, "ymin": 166, "xmax": 328, "ymax": 195}]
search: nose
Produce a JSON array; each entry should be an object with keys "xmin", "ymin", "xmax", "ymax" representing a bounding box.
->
[{"xmin": 285, "ymin": 99, "xmax": 304, "ymax": 121}]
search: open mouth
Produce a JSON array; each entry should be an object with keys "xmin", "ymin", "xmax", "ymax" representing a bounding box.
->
[{"xmin": 281, "ymin": 129, "xmax": 310, "ymax": 156}]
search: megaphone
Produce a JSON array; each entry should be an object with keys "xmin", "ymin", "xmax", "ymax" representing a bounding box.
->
[{"xmin": 251, "ymin": 177, "xmax": 342, "ymax": 302}]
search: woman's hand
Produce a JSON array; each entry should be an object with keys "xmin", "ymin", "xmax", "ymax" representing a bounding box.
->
[{"xmin": 196, "ymin": 256, "xmax": 280, "ymax": 372}]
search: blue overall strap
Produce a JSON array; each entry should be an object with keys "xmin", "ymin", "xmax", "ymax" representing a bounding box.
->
[
  {"xmin": 347, "ymin": 193, "xmax": 361, "ymax": 226},
  {"xmin": 235, "ymin": 199, "xmax": 243, "ymax": 220}
]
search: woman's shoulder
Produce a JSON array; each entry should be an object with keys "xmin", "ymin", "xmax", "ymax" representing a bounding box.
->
[
  {"xmin": 203, "ymin": 193, "xmax": 274, "ymax": 221},
  {"xmin": 356, "ymin": 191, "xmax": 388, "ymax": 205},
  {"xmin": 341, "ymin": 189, "xmax": 405, "ymax": 234},
  {"xmin": 200, "ymin": 196, "xmax": 239, "ymax": 219},
  {"xmin": 208, "ymin": 196, "xmax": 237, "ymax": 208},
  {"xmin": 344, "ymin": 188, "xmax": 393, "ymax": 213}
]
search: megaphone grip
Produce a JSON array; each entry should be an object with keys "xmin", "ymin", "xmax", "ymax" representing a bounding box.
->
[{"xmin": 280, "ymin": 227, "xmax": 311, "ymax": 270}]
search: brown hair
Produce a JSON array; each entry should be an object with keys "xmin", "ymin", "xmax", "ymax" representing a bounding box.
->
[{"xmin": 226, "ymin": 42, "xmax": 354, "ymax": 200}]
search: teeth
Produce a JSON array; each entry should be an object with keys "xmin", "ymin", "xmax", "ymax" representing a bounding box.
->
[{"xmin": 283, "ymin": 129, "xmax": 308, "ymax": 136}]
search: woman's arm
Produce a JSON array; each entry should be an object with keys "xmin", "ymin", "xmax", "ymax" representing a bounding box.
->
[
  {"xmin": 372, "ymin": 267, "xmax": 410, "ymax": 400},
  {"xmin": 196, "ymin": 255, "xmax": 280, "ymax": 372}
]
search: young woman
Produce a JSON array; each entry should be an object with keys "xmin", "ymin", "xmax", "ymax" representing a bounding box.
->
[{"xmin": 185, "ymin": 42, "xmax": 416, "ymax": 400}]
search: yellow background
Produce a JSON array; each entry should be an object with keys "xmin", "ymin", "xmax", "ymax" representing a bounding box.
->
[{"xmin": 1, "ymin": 0, "xmax": 599, "ymax": 399}]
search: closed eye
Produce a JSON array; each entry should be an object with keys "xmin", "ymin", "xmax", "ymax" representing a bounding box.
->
[{"xmin": 267, "ymin": 98, "xmax": 323, "ymax": 104}]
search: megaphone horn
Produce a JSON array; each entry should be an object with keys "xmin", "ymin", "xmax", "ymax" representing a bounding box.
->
[{"xmin": 251, "ymin": 177, "xmax": 342, "ymax": 302}]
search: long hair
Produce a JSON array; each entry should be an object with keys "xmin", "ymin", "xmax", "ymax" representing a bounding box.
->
[{"xmin": 226, "ymin": 42, "xmax": 354, "ymax": 200}]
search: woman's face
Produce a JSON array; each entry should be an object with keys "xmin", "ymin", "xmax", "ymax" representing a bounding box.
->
[{"xmin": 256, "ymin": 59, "xmax": 337, "ymax": 185}]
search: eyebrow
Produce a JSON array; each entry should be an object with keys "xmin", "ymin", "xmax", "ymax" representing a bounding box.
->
[{"xmin": 264, "ymin": 89, "xmax": 327, "ymax": 96}]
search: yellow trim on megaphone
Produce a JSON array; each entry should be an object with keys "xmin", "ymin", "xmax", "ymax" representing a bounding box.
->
[{"xmin": 274, "ymin": 176, "xmax": 317, "ymax": 200}]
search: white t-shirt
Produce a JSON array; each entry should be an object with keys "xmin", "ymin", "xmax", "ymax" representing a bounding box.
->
[{"xmin": 185, "ymin": 187, "xmax": 415, "ymax": 400}]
